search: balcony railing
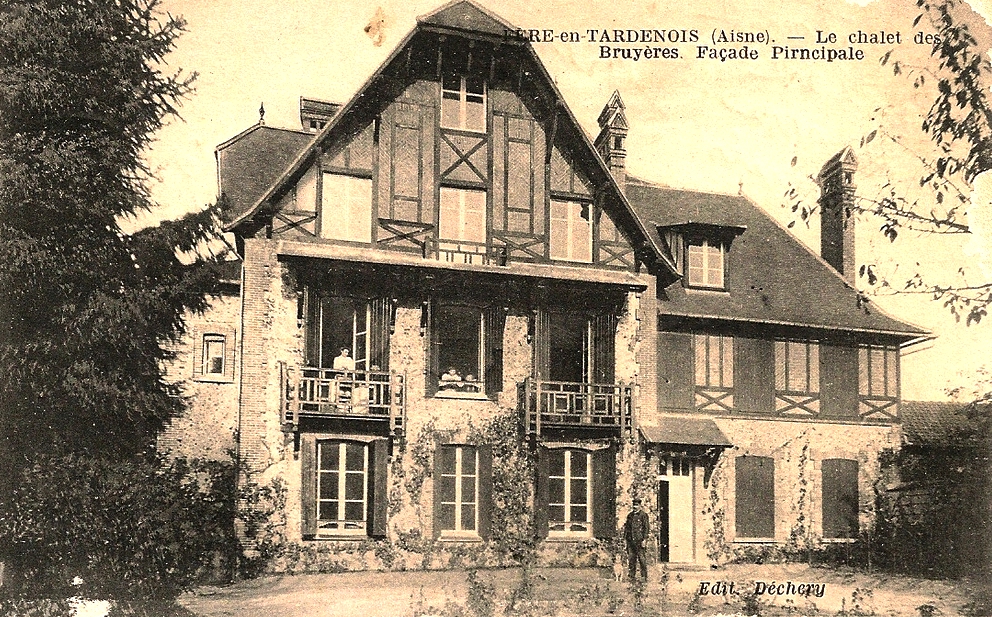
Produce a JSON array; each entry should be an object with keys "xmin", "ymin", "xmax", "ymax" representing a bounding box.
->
[
  {"xmin": 523, "ymin": 378, "xmax": 633, "ymax": 437},
  {"xmin": 281, "ymin": 365, "xmax": 405, "ymax": 435},
  {"xmin": 425, "ymin": 237, "xmax": 508, "ymax": 266}
]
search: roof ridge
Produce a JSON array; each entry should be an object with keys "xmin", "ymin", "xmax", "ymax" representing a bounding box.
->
[{"xmin": 215, "ymin": 123, "xmax": 311, "ymax": 152}]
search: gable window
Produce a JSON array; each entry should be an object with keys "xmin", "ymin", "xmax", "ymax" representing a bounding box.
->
[
  {"xmin": 686, "ymin": 239, "xmax": 725, "ymax": 288},
  {"xmin": 441, "ymin": 75, "xmax": 486, "ymax": 132},
  {"xmin": 192, "ymin": 328, "xmax": 236, "ymax": 383},
  {"xmin": 320, "ymin": 172, "xmax": 372, "ymax": 243},
  {"xmin": 550, "ymin": 200, "xmax": 593, "ymax": 263},
  {"xmin": 694, "ymin": 334, "xmax": 734, "ymax": 411},
  {"xmin": 735, "ymin": 455, "xmax": 775, "ymax": 540},
  {"xmin": 775, "ymin": 341, "xmax": 820, "ymax": 415},
  {"xmin": 301, "ymin": 436, "xmax": 389, "ymax": 539},
  {"xmin": 821, "ymin": 459, "xmax": 859, "ymax": 539},
  {"xmin": 438, "ymin": 187, "xmax": 487, "ymax": 263},
  {"xmin": 426, "ymin": 303, "xmax": 505, "ymax": 400}
]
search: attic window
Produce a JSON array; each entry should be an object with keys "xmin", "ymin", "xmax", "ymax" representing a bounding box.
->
[
  {"xmin": 687, "ymin": 239, "xmax": 725, "ymax": 289},
  {"xmin": 441, "ymin": 75, "xmax": 486, "ymax": 133}
]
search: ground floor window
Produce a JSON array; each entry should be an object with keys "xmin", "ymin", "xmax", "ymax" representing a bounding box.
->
[
  {"xmin": 433, "ymin": 445, "xmax": 494, "ymax": 538},
  {"xmin": 301, "ymin": 435, "xmax": 389, "ymax": 538},
  {"xmin": 821, "ymin": 458, "xmax": 859, "ymax": 539},
  {"xmin": 535, "ymin": 445, "xmax": 616, "ymax": 539},
  {"xmin": 735, "ymin": 455, "xmax": 775, "ymax": 540}
]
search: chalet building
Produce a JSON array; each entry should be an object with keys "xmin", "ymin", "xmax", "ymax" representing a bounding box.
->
[{"xmin": 163, "ymin": 0, "xmax": 929, "ymax": 570}]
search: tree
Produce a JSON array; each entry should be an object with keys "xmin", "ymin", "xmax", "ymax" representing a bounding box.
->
[
  {"xmin": 0, "ymin": 0, "xmax": 223, "ymax": 493},
  {"xmin": 786, "ymin": 0, "xmax": 992, "ymax": 325}
]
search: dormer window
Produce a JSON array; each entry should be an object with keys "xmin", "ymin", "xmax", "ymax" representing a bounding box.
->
[
  {"xmin": 687, "ymin": 239, "xmax": 725, "ymax": 288},
  {"xmin": 441, "ymin": 75, "xmax": 486, "ymax": 132}
]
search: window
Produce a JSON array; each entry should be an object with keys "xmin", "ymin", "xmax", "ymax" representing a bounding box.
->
[
  {"xmin": 549, "ymin": 449, "xmax": 592, "ymax": 537},
  {"xmin": 438, "ymin": 187, "xmax": 487, "ymax": 263},
  {"xmin": 317, "ymin": 441, "xmax": 368, "ymax": 535},
  {"xmin": 775, "ymin": 341, "xmax": 820, "ymax": 414},
  {"xmin": 550, "ymin": 200, "xmax": 593, "ymax": 263},
  {"xmin": 859, "ymin": 346, "xmax": 898, "ymax": 398},
  {"xmin": 533, "ymin": 310, "xmax": 616, "ymax": 385},
  {"xmin": 202, "ymin": 334, "xmax": 226, "ymax": 375},
  {"xmin": 301, "ymin": 436, "xmax": 388, "ymax": 538},
  {"xmin": 320, "ymin": 173, "xmax": 372, "ymax": 243},
  {"xmin": 427, "ymin": 303, "xmax": 505, "ymax": 399},
  {"xmin": 821, "ymin": 459, "xmax": 859, "ymax": 539},
  {"xmin": 686, "ymin": 240, "xmax": 725, "ymax": 288},
  {"xmin": 535, "ymin": 445, "xmax": 616, "ymax": 540},
  {"xmin": 436, "ymin": 446, "xmax": 478, "ymax": 535},
  {"xmin": 441, "ymin": 74, "xmax": 486, "ymax": 132},
  {"xmin": 694, "ymin": 334, "xmax": 733, "ymax": 411},
  {"xmin": 192, "ymin": 328, "xmax": 235, "ymax": 383},
  {"xmin": 735, "ymin": 455, "xmax": 775, "ymax": 540}
]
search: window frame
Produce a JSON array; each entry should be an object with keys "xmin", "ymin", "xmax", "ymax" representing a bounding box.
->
[
  {"xmin": 858, "ymin": 345, "xmax": 899, "ymax": 398},
  {"xmin": 685, "ymin": 238, "xmax": 726, "ymax": 289},
  {"xmin": 202, "ymin": 334, "xmax": 226, "ymax": 376},
  {"xmin": 318, "ymin": 172, "xmax": 373, "ymax": 244},
  {"xmin": 437, "ymin": 187, "xmax": 488, "ymax": 264},
  {"xmin": 192, "ymin": 328, "xmax": 235, "ymax": 384},
  {"xmin": 315, "ymin": 440, "xmax": 369, "ymax": 537},
  {"xmin": 549, "ymin": 199, "xmax": 594, "ymax": 264},
  {"xmin": 440, "ymin": 75, "xmax": 487, "ymax": 133},
  {"xmin": 433, "ymin": 304, "xmax": 486, "ymax": 399},
  {"xmin": 436, "ymin": 445, "xmax": 480, "ymax": 538},
  {"xmin": 548, "ymin": 449, "xmax": 593, "ymax": 538}
]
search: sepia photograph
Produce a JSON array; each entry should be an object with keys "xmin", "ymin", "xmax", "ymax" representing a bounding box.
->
[{"xmin": 1, "ymin": 0, "xmax": 991, "ymax": 615}]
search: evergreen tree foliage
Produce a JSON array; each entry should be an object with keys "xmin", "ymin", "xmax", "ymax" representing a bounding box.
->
[{"xmin": 0, "ymin": 0, "xmax": 223, "ymax": 490}]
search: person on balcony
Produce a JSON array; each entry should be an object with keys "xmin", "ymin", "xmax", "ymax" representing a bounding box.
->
[{"xmin": 332, "ymin": 348, "xmax": 356, "ymax": 371}]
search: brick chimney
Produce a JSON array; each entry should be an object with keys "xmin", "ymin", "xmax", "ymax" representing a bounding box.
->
[
  {"xmin": 817, "ymin": 147, "xmax": 858, "ymax": 282},
  {"xmin": 595, "ymin": 91, "xmax": 628, "ymax": 191}
]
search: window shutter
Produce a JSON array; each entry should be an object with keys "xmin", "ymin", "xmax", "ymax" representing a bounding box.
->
[
  {"xmin": 224, "ymin": 327, "xmax": 237, "ymax": 381},
  {"xmin": 432, "ymin": 443, "xmax": 445, "ymax": 539},
  {"xmin": 304, "ymin": 288, "xmax": 321, "ymax": 367},
  {"xmin": 534, "ymin": 445, "xmax": 550, "ymax": 538},
  {"xmin": 370, "ymin": 297, "xmax": 391, "ymax": 371},
  {"xmin": 592, "ymin": 445, "xmax": 617, "ymax": 538},
  {"xmin": 191, "ymin": 328, "xmax": 203, "ymax": 378},
  {"xmin": 533, "ymin": 309, "xmax": 551, "ymax": 380},
  {"xmin": 591, "ymin": 312, "xmax": 617, "ymax": 384},
  {"xmin": 425, "ymin": 301, "xmax": 440, "ymax": 397},
  {"xmin": 478, "ymin": 445, "xmax": 494, "ymax": 540},
  {"xmin": 735, "ymin": 455, "xmax": 775, "ymax": 538},
  {"xmin": 484, "ymin": 306, "xmax": 505, "ymax": 400},
  {"xmin": 658, "ymin": 331, "xmax": 694, "ymax": 410},
  {"xmin": 301, "ymin": 434, "xmax": 317, "ymax": 538},
  {"xmin": 822, "ymin": 459, "xmax": 858, "ymax": 539},
  {"xmin": 369, "ymin": 438, "xmax": 390, "ymax": 538}
]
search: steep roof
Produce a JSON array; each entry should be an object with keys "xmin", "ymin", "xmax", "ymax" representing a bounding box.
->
[
  {"xmin": 626, "ymin": 178, "xmax": 929, "ymax": 340},
  {"xmin": 215, "ymin": 124, "xmax": 313, "ymax": 223},
  {"xmin": 221, "ymin": 1, "xmax": 672, "ymax": 273},
  {"xmin": 900, "ymin": 401, "xmax": 972, "ymax": 444}
]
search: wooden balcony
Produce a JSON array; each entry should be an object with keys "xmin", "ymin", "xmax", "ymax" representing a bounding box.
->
[
  {"xmin": 523, "ymin": 378, "xmax": 633, "ymax": 437},
  {"xmin": 281, "ymin": 365, "xmax": 405, "ymax": 435}
]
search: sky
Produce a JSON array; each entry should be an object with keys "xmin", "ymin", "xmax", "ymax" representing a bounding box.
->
[{"xmin": 149, "ymin": 0, "xmax": 992, "ymax": 401}]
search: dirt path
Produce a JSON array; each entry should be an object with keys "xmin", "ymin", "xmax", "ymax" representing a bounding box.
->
[{"xmin": 179, "ymin": 564, "xmax": 982, "ymax": 617}]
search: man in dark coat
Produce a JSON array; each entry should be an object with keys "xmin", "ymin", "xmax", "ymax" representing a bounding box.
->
[{"xmin": 623, "ymin": 497, "xmax": 650, "ymax": 581}]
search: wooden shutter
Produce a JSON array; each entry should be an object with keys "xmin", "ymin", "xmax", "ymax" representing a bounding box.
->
[
  {"xmin": 432, "ymin": 444, "xmax": 445, "ymax": 539},
  {"xmin": 658, "ymin": 331, "xmax": 694, "ymax": 410},
  {"xmin": 534, "ymin": 445, "xmax": 550, "ymax": 538},
  {"xmin": 735, "ymin": 455, "xmax": 775, "ymax": 538},
  {"xmin": 304, "ymin": 288, "xmax": 321, "ymax": 367},
  {"xmin": 591, "ymin": 312, "xmax": 617, "ymax": 384},
  {"xmin": 532, "ymin": 309, "xmax": 551, "ymax": 380},
  {"xmin": 370, "ymin": 297, "xmax": 391, "ymax": 371},
  {"xmin": 484, "ymin": 306, "xmax": 506, "ymax": 400},
  {"xmin": 734, "ymin": 337, "xmax": 774, "ymax": 413},
  {"xmin": 478, "ymin": 445, "xmax": 494, "ymax": 540},
  {"xmin": 592, "ymin": 445, "xmax": 617, "ymax": 538},
  {"xmin": 301, "ymin": 434, "xmax": 317, "ymax": 538},
  {"xmin": 369, "ymin": 438, "xmax": 390, "ymax": 537},
  {"xmin": 191, "ymin": 328, "xmax": 203, "ymax": 379},
  {"xmin": 822, "ymin": 459, "xmax": 859, "ymax": 539},
  {"xmin": 425, "ymin": 300, "xmax": 440, "ymax": 397}
]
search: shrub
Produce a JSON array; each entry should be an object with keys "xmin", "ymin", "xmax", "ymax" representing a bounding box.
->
[{"xmin": 0, "ymin": 453, "xmax": 236, "ymax": 615}]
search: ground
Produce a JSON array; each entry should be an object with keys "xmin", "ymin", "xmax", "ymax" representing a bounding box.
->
[{"xmin": 178, "ymin": 564, "xmax": 987, "ymax": 617}]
